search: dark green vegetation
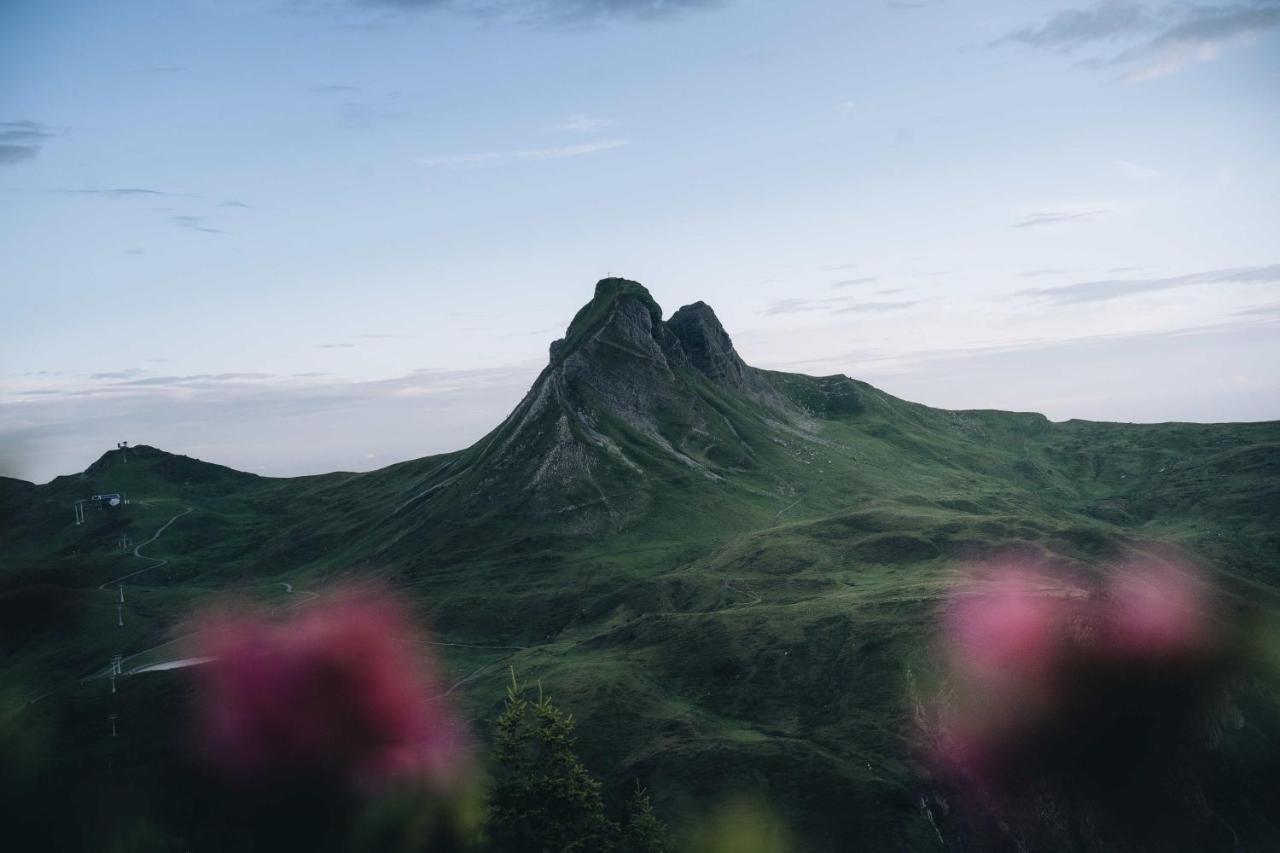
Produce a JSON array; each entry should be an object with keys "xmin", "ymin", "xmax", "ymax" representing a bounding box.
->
[
  {"xmin": 488, "ymin": 670, "xmax": 670, "ymax": 853},
  {"xmin": 3, "ymin": 278, "xmax": 1279, "ymax": 850}
]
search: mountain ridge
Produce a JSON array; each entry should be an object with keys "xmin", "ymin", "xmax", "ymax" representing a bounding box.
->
[{"xmin": 9, "ymin": 278, "xmax": 1270, "ymax": 491}]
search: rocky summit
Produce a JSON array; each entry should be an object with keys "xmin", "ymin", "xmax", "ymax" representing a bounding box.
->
[{"xmin": 440, "ymin": 278, "xmax": 804, "ymax": 530}]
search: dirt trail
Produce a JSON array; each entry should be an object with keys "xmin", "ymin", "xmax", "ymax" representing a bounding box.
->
[{"xmin": 98, "ymin": 507, "xmax": 193, "ymax": 590}]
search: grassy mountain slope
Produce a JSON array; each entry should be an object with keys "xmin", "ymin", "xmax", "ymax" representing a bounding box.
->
[{"xmin": 2, "ymin": 279, "xmax": 1278, "ymax": 851}]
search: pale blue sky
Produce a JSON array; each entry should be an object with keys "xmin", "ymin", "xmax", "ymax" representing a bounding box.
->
[{"xmin": 2, "ymin": 0, "xmax": 1278, "ymax": 481}]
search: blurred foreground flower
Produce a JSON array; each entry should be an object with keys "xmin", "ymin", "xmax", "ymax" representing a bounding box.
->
[
  {"xmin": 190, "ymin": 590, "xmax": 470, "ymax": 791},
  {"xmin": 930, "ymin": 556, "xmax": 1239, "ymax": 849}
]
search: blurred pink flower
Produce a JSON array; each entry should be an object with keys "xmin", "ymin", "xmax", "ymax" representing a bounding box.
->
[
  {"xmin": 189, "ymin": 590, "xmax": 469, "ymax": 791},
  {"xmin": 1100, "ymin": 561, "xmax": 1207, "ymax": 659},
  {"xmin": 930, "ymin": 556, "xmax": 1223, "ymax": 802},
  {"xmin": 944, "ymin": 567, "xmax": 1074, "ymax": 688}
]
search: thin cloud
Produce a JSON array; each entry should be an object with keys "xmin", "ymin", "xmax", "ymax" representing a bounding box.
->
[
  {"xmin": 764, "ymin": 318, "xmax": 1273, "ymax": 376},
  {"xmin": 338, "ymin": 101, "xmax": 406, "ymax": 128},
  {"xmin": 763, "ymin": 298, "xmax": 828, "ymax": 315},
  {"xmin": 316, "ymin": 334, "xmax": 411, "ymax": 348},
  {"xmin": 1235, "ymin": 303, "xmax": 1280, "ymax": 317},
  {"xmin": 1114, "ymin": 159, "xmax": 1161, "ymax": 180},
  {"xmin": 1019, "ymin": 264, "xmax": 1280, "ymax": 304},
  {"xmin": 763, "ymin": 295, "xmax": 918, "ymax": 315},
  {"xmin": 0, "ymin": 121, "xmax": 57, "ymax": 166},
  {"xmin": 834, "ymin": 301, "xmax": 919, "ymax": 313},
  {"xmin": 1013, "ymin": 208, "xmax": 1107, "ymax": 228},
  {"xmin": 309, "ymin": 83, "xmax": 362, "ymax": 94},
  {"xmin": 832, "ymin": 277, "xmax": 879, "ymax": 288},
  {"xmin": 415, "ymin": 138, "xmax": 631, "ymax": 169},
  {"xmin": 89, "ymin": 369, "xmax": 148, "ymax": 380},
  {"xmin": 554, "ymin": 114, "xmax": 618, "ymax": 133},
  {"xmin": 62, "ymin": 187, "xmax": 198, "ymax": 199},
  {"xmin": 354, "ymin": 0, "xmax": 724, "ymax": 26},
  {"xmin": 1022, "ymin": 268, "xmax": 1082, "ymax": 278},
  {"xmin": 113, "ymin": 373, "xmax": 275, "ymax": 387},
  {"xmin": 170, "ymin": 215, "xmax": 223, "ymax": 234},
  {"xmin": 997, "ymin": 0, "xmax": 1154, "ymax": 50},
  {"xmin": 0, "ymin": 145, "xmax": 39, "ymax": 165},
  {"xmin": 1099, "ymin": 3, "xmax": 1280, "ymax": 81},
  {"xmin": 997, "ymin": 1, "xmax": 1280, "ymax": 82},
  {"xmin": 0, "ymin": 120, "xmax": 56, "ymax": 144}
]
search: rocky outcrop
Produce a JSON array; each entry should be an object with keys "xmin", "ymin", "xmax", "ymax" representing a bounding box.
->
[
  {"xmin": 413, "ymin": 278, "xmax": 804, "ymax": 531},
  {"xmin": 667, "ymin": 300, "xmax": 793, "ymax": 408},
  {"xmin": 667, "ymin": 301, "xmax": 749, "ymax": 387}
]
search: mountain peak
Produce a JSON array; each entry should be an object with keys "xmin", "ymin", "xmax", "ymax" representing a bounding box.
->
[
  {"xmin": 395, "ymin": 278, "xmax": 812, "ymax": 530},
  {"xmin": 543, "ymin": 280, "xmax": 785, "ymax": 403},
  {"xmin": 78, "ymin": 444, "xmax": 258, "ymax": 490},
  {"xmin": 550, "ymin": 277, "xmax": 663, "ymax": 365},
  {"xmin": 85, "ymin": 444, "xmax": 161, "ymax": 475},
  {"xmin": 594, "ymin": 277, "xmax": 659, "ymax": 310},
  {"xmin": 667, "ymin": 300, "xmax": 758, "ymax": 393}
]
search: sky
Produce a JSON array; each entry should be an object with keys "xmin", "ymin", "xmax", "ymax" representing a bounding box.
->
[{"xmin": 1, "ymin": 0, "xmax": 1278, "ymax": 483}]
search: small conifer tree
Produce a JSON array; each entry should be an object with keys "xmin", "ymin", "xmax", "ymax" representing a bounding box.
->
[
  {"xmin": 486, "ymin": 669, "xmax": 616, "ymax": 853},
  {"xmin": 620, "ymin": 781, "xmax": 670, "ymax": 853}
]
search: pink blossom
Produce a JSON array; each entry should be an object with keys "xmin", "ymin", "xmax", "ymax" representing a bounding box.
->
[
  {"xmin": 930, "ymin": 556, "xmax": 1224, "ymax": 810},
  {"xmin": 944, "ymin": 566, "xmax": 1075, "ymax": 689},
  {"xmin": 1100, "ymin": 561, "xmax": 1207, "ymax": 659},
  {"xmin": 189, "ymin": 590, "xmax": 469, "ymax": 791}
]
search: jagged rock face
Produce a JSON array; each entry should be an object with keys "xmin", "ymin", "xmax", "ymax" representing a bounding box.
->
[
  {"xmin": 668, "ymin": 300, "xmax": 790, "ymax": 405},
  {"xmin": 668, "ymin": 301, "xmax": 749, "ymax": 387},
  {"xmin": 441, "ymin": 279, "xmax": 802, "ymax": 530}
]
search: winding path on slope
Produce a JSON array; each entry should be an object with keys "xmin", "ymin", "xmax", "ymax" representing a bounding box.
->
[
  {"xmin": 98, "ymin": 506, "xmax": 194, "ymax": 591},
  {"xmin": 30, "ymin": 507, "xmax": 196, "ymax": 703},
  {"xmin": 773, "ymin": 495, "xmax": 803, "ymax": 524},
  {"xmin": 280, "ymin": 581, "xmax": 320, "ymax": 608}
]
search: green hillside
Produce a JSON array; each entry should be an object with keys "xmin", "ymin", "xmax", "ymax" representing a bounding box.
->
[{"xmin": 3, "ymin": 279, "xmax": 1278, "ymax": 851}]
